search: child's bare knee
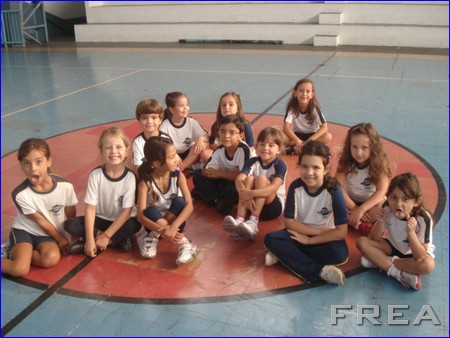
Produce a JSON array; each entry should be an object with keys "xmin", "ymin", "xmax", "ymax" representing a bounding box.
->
[{"xmin": 41, "ymin": 250, "xmax": 60, "ymax": 268}]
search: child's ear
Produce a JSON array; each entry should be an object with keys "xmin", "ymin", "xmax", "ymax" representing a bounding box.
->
[{"xmin": 152, "ymin": 160, "xmax": 160, "ymax": 168}]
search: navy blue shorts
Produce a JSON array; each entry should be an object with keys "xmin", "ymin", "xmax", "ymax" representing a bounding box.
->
[
  {"xmin": 294, "ymin": 132, "xmax": 315, "ymax": 142},
  {"xmin": 259, "ymin": 196, "xmax": 282, "ymax": 221},
  {"xmin": 9, "ymin": 228, "xmax": 56, "ymax": 250},
  {"xmin": 384, "ymin": 239, "xmax": 413, "ymax": 259}
]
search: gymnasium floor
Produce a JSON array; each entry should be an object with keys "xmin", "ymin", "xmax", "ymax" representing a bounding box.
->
[{"xmin": 1, "ymin": 41, "xmax": 448, "ymax": 336}]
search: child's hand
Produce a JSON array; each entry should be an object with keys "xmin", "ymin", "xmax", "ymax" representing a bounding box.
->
[
  {"xmin": 348, "ymin": 206, "xmax": 365, "ymax": 227},
  {"xmin": 203, "ymin": 167, "xmax": 219, "ymax": 178},
  {"xmin": 57, "ymin": 237, "xmax": 69, "ymax": 253},
  {"xmin": 374, "ymin": 207, "xmax": 387, "ymax": 223},
  {"xmin": 85, "ymin": 239, "xmax": 97, "ymax": 257},
  {"xmin": 163, "ymin": 226, "xmax": 178, "ymax": 240},
  {"xmin": 95, "ymin": 233, "xmax": 110, "ymax": 252},
  {"xmin": 243, "ymin": 199, "xmax": 256, "ymax": 213},
  {"xmin": 288, "ymin": 229, "xmax": 310, "ymax": 245},
  {"xmin": 406, "ymin": 216, "xmax": 417, "ymax": 234}
]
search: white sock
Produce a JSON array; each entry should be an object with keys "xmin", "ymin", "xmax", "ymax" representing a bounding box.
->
[
  {"xmin": 387, "ymin": 264, "xmax": 401, "ymax": 278},
  {"xmin": 149, "ymin": 230, "xmax": 161, "ymax": 238},
  {"xmin": 249, "ymin": 214, "xmax": 259, "ymax": 224},
  {"xmin": 236, "ymin": 215, "xmax": 245, "ymax": 223},
  {"xmin": 178, "ymin": 236, "xmax": 189, "ymax": 245}
]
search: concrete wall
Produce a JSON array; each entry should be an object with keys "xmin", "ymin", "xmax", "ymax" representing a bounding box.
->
[{"xmin": 75, "ymin": 1, "xmax": 448, "ymax": 48}]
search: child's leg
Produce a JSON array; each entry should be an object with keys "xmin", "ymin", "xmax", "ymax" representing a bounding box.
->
[
  {"xmin": 164, "ymin": 196, "xmax": 187, "ymax": 232},
  {"xmin": 192, "ymin": 171, "xmax": 219, "ymax": 205},
  {"xmin": 143, "ymin": 206, "xmax": 168, "ymax": 233},
  {"xmin": 2, "ymin": 242, "xmax": 34, "ymax": 277},
  {"xmin": 235, "ymin": 176, "xmax": 255, "ymax": 220},
  {"xmin": 181, "ymin": 146, "xmax": 200, "ymax": 169},
  {"xmin": 264, "ymin": 229, "xmax": 347, "ymax": 282},
  {"xmin": 315, "ymin": 132, "xmax": 332, "ymax": 145},
  {"xmin": 392, "ymin": 255, "xmax": 435, "ymax": 275},
  {"xmin": 250, "ymin": 175, "xmax": 274, "ymax": 219},
  {"xmin": 356, "ymin": 236, "xmax": 393, "ymax": 271},
  {"xmin": 108, "ymin": 217, "xmax": 141, "ymax": 245},
  {"xmin": 64, "ymin": 216, "xmax": 86, "ymax": 237},
  {"xmin": 32, "ymin": 241, "xmax": 61, "ymax": 268}
]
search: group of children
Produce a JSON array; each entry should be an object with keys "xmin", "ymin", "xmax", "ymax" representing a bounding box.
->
[{"xmin": 2, "ymin": 78, "xmax": 435, "ymax": 291}]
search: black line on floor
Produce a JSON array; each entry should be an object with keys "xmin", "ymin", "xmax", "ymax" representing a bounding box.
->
[
  {"xmin": 250, "ymin": 53, "xmax": 336, "ymax": 126},
  {"xmin": 1, "ymin": 255, "xmax": 96, "ymax": 336}
]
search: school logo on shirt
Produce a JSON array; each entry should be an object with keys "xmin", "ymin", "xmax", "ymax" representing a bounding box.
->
[
  {"xmin": 183, "ymin": 137, "xmax": 192, "ymax": 146},
  {"xmin": 317, "ymin": 207, "xmax": 332, "ymax": 218},
  {"xmin": 360, "ymin": 177, "xmax": 373, "ymax": 190},
  {"xmin": 49, "ymin": 204, "xmax": 64, "ymax": 216},
  {"xmin": 117, "ymin": 196, "xmax": 123, "ymax": 207}
]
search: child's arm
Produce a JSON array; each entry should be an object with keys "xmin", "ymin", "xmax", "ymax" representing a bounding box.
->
[
  {"xmin": 239, "ymin": 177, "xmax": 283, "ymax": 202},
  {"xmin": 405, "ymin": 216, "xmax": 429, "ymax": 259},
  {"xmin": 136, "ymin": 181, "xmax": 166, "ymax": 233},
  {"xmin": 84, "ymin": 204, "xmax": 98, "ymax": 257},
  {"xmin": 308, "ymin": 122, "xmax": 329, "ymax": 142},
  {"xmin": 202, "ymin": 167, "xmax": 240, "ymax": 181},
  {"xmin": 283, "ymin": 121, "xmax": 303, "ymax": 148},
  {"xmin": 284, "ymin": 218, "xmax": 331, "ymax": 236},
  {"xmin": 193, "ymin": 135, "xmax": 209, "ymax": 155},
  {"xmin": 288, "ymin": 223, "xmax": 347, "ymax": 245},
  {"xmin": 351, "ymin": 174, "xmax": 389, "ymax": 225},
  {"xmin": 95, "ymin": 207, "xmax": 133, "ymax": 252},
  {"xmin": 65, "ymin": 205, "xmax": 76, "ymax": 219},
  {"xmin": 369, "ymin": 207, "xmax": 387, "ymax": 241},
  {"xmin": 164, "ymin": 173, "xmax": 194, "ymax": 240},
  {"xmin": 26, "ymin": 212, "xmax": 69, "ymax": 250},
  {"xmin": 334, "ymin": 171, "xmax": 357, "ymax": 209}
]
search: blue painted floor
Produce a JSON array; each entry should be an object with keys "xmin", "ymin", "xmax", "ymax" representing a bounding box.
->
[{"xmin": 1, "ymin": 42, "xmax": 448, "ymax": 336}]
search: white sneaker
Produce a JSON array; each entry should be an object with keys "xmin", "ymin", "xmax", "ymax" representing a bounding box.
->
[
  {"xmin": 360, "ymin": 256, "xmax": 377, "ymax": 269},
  {"xmin": 1, "ymin": 241, "xmax": 11, "ymax": 259},
  {"xmin": 319, "ymin": 265, "xmax": 346, "ymax": 285},
  {"xmin": 237, "ymin": 220, "xmax": 258, "ymax": 241},
  {"xmin": 222, "ymin": 216, "xmax": 243, "ymax": 241},
  {"xmin": 176, "ymin": 242, "xmax": 199, "ymax": 265},
  {"xmin": 138, "ymin": 234, "xmax": 159, "ymax": 259},
  {"xmin": 264, "ymin": 251, "xmax": 279, "ymax": 267},
  {"xmin": 397, "ymin": 271, "xmax": 422, "ymax": 290}
]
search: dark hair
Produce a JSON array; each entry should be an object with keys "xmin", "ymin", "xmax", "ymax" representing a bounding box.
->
[
  {"xmin": 218, "ymin": 114, "xmax": 245, "ymax": 133},
  {"xmin": 387, "ymin": 172, "xmax": 431, "ymax": 221},
  {"xmin": 138, "ymin": 136, "xmax": 174, "ymax": 202},
  {"xmin": 135, "ymin": 99, "xmax": 164, "ymax": 120},
  {"xmin": 164, "ymin": 91, "xmax": 187, "ymax": 120},
  {"xmin": 298, "ymin": 140, "xmax": 336, "ymax": 189},
  {"xmin": 18, "ymin": 138, "xmax": 52, "ymax": 173},
  {"xmin": 18, "ymin": 138, "xmax": 51, "ymax": 161},
  {"xmin": 285, "ymin": 78, "xmax": 320, "ymax": 123},
  {"xmin": 337, "ymin": 122, "xmax": 391, "ymax": 184}
]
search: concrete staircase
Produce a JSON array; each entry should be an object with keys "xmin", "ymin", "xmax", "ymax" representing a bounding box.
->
[{"xmin": 75, "ymin": 2, "xmax": 448, "ymax": 48}]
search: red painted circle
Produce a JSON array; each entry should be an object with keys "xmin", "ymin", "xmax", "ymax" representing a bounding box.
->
[{"xmin": 1, "ymin": 115, "xmax": 441, "ymax": 302}]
